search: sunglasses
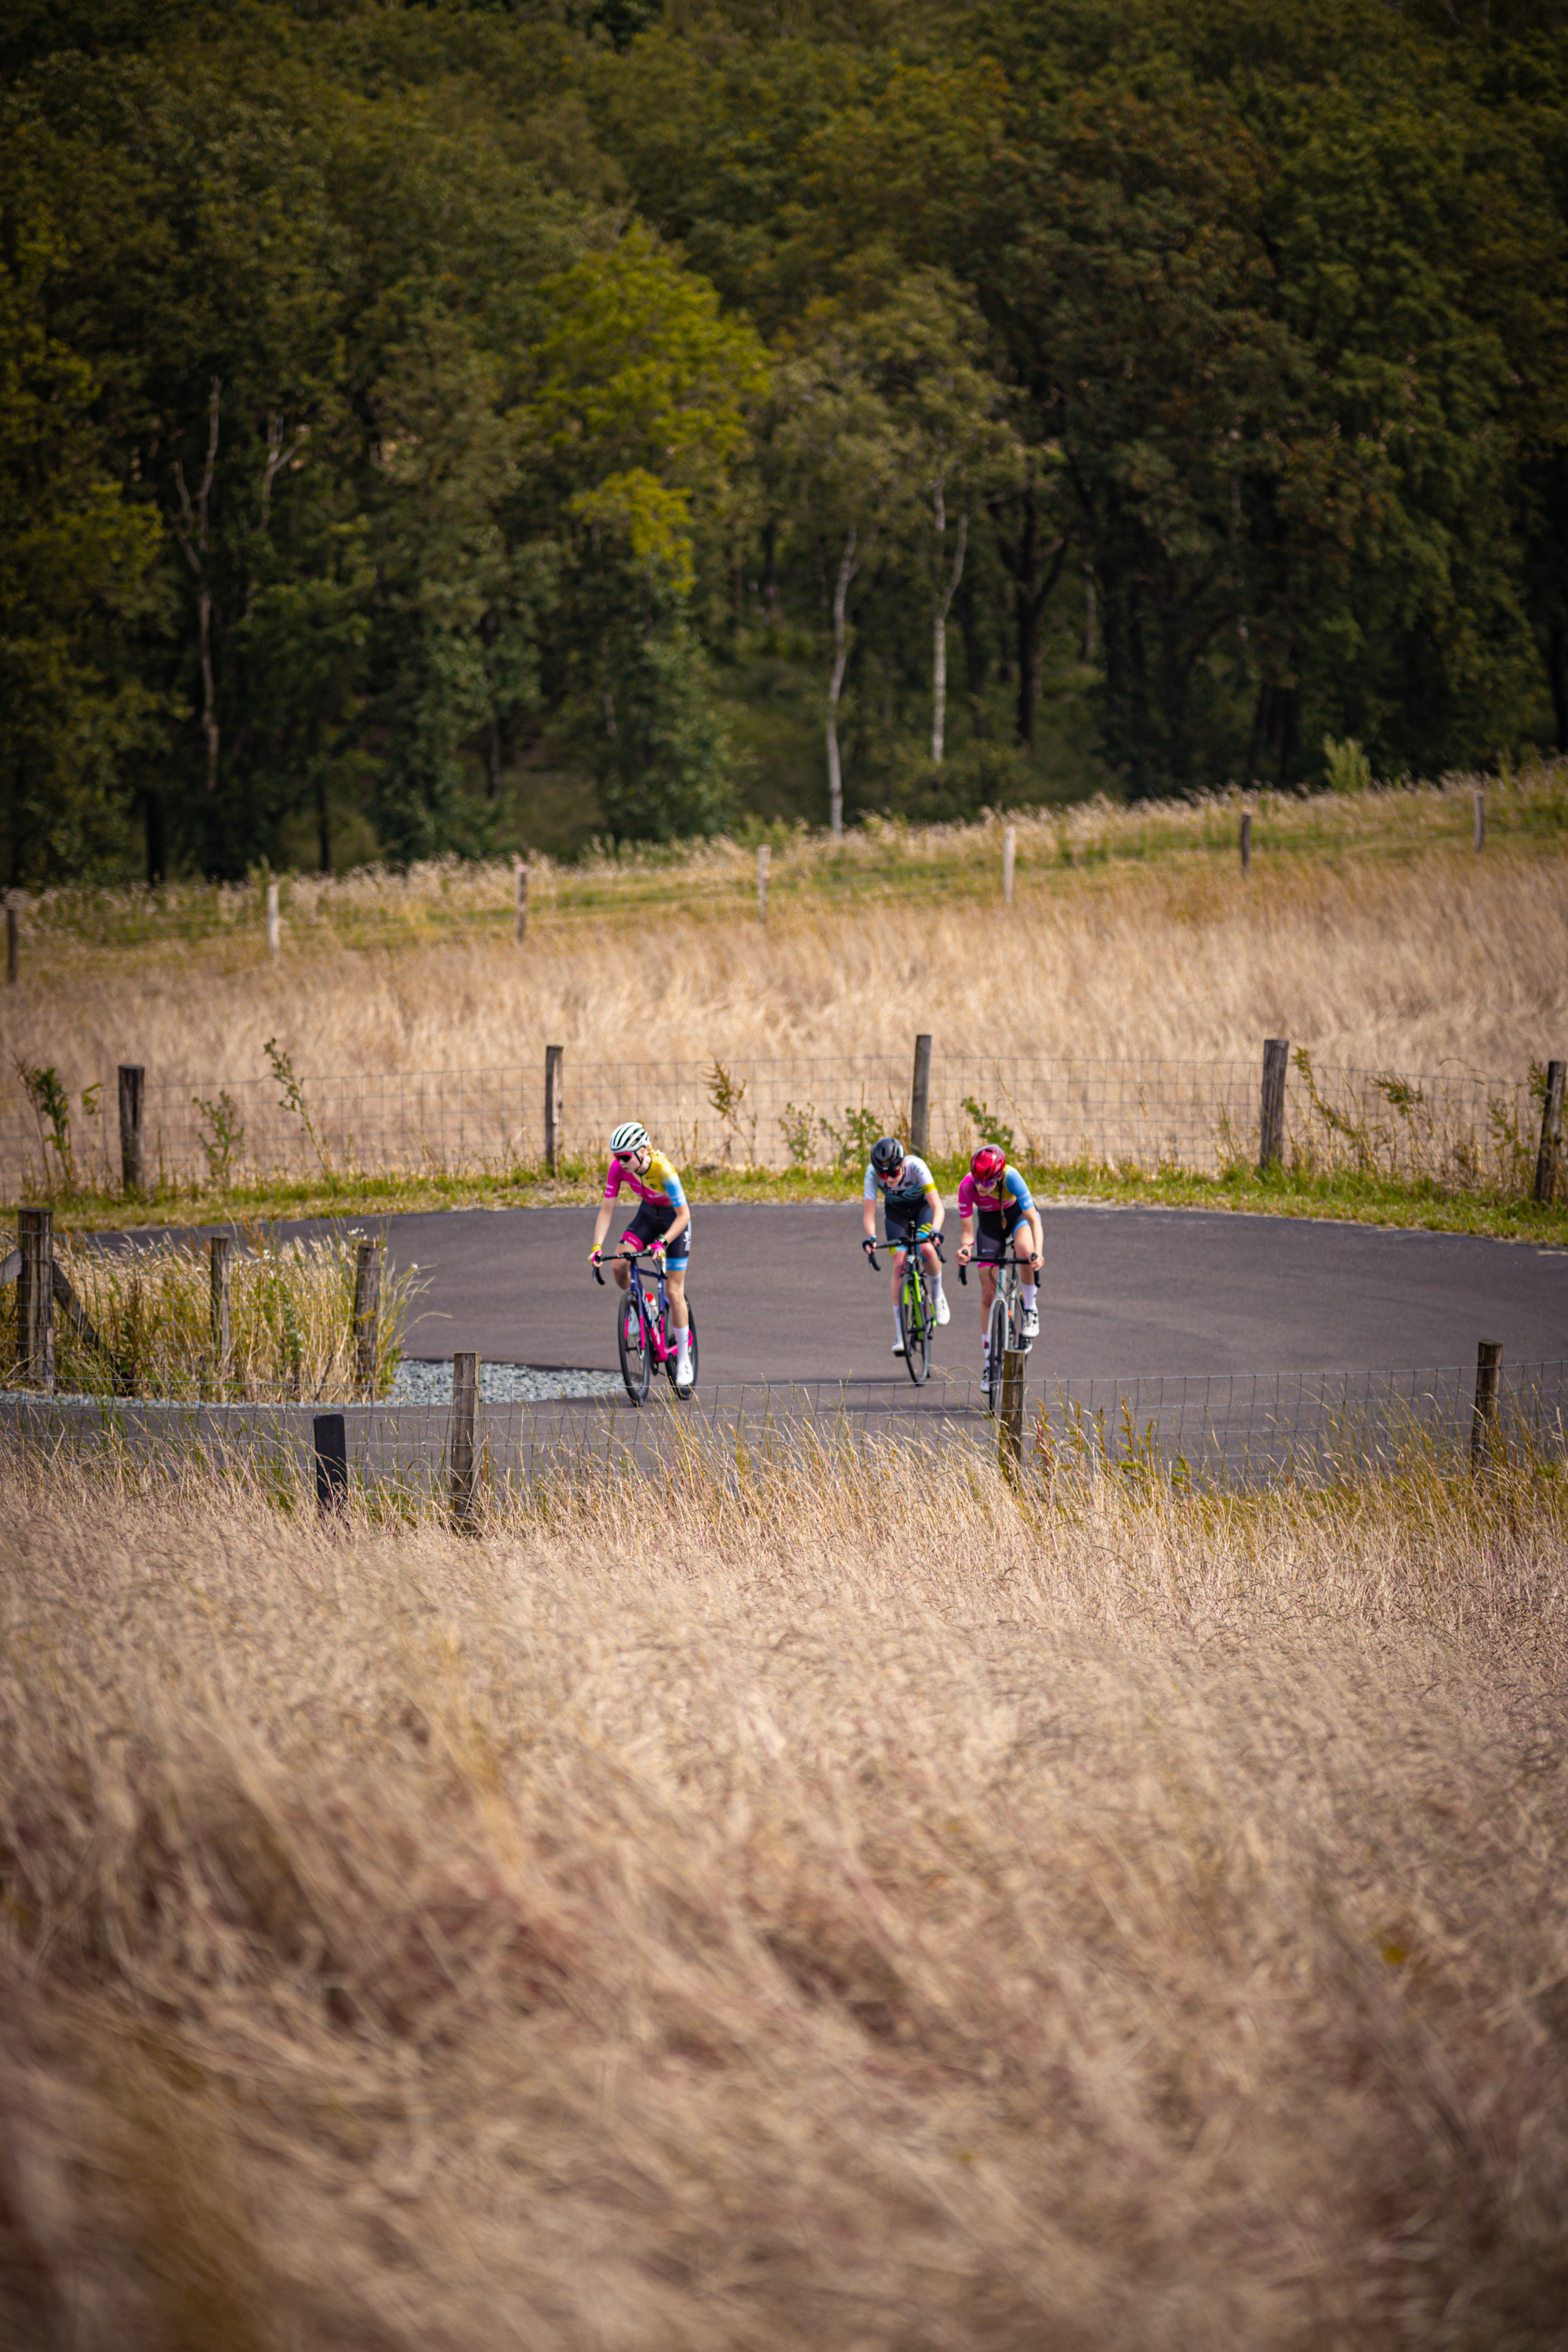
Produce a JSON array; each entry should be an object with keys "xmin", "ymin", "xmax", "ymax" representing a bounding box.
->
[{"xmin": 615, "ymin": 1148, "xmax": 644, "ymax": 1163}]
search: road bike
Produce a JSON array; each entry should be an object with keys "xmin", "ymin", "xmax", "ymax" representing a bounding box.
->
[
  {"xmin": 593, "ymin": 1244, "xmax": 698, "ymax": 1405},
  {"xmin": 960, "ymin": 1232, "xmax": 1040, "ymax": 1415},
  {"xmin": 866, "ymin": 1228, "xmax": 945, "ymax": 1388}
]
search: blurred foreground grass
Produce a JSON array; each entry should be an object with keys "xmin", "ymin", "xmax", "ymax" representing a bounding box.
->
[{"xmin": 1, "ymin": 1428, "xmax": 1565, "ymax": 2348}]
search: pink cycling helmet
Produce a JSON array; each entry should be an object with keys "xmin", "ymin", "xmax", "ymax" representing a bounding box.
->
[{"xmin": 971, "ymin": 1145, "xmax": 1006, "ymax": 1183}]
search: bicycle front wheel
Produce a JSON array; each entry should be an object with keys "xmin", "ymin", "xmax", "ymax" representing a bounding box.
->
[
  {"xmin": 984, "ymin": 1291, "xmax": 1008, "ymax": 1414},
  {"xmin": 899, "ymin": 1269, "xmax": 929, "ymax": 1385},
  {"xmin": 617, "ymin": 1291, "xmax": 652, "ymax": 1403}
]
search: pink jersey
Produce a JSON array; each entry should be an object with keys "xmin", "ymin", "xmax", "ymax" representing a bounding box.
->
[
  {"xmin": 602, "ymin": 1148, "xmax": 687, "ymax": 1212},
  {"xmin": 958, "ymin": 1165, "xmax": 1034, "ymax": 1218}
]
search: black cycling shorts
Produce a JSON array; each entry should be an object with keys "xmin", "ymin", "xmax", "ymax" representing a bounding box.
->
[
  {"xmin": 974, "ymin": 1203, "xmax": 1028, "ymax": 1265},
  {"xmin": 619, "ymin": 1198, "xmax": 691, "ymax": 1266},
  {"xmin": 884, "ymin": 1205, "xmax": 935, "ymax": 1253}
]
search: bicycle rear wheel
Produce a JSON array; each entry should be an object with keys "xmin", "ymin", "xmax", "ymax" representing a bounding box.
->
[
  {"xmin": 898, "ymin": 1267, "xmax": 929, "ymax": 1385},
  {"xmin": 617, "ymin": 1290, "xmax": 652, "ymax": 1403},
  {"xmin": 664, "ymin": 1302, "xmax": 699, "ymax": 1396},
  {"xmin": 984, "ymin": 1291, "xmax": 1008, "ymax": 1414}
]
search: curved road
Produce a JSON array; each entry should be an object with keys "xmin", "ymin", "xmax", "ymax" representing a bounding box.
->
[{"xmin": 113, "ymin": 1201, "xmax": 1568, "ymax": 1385}]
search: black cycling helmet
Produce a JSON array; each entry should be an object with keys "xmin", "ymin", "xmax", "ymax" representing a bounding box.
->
[{"xmin": 870, "ymin": 1135, "xmax": 905, "ymax": 1174}]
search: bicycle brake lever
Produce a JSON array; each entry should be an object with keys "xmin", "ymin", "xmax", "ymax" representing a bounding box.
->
[
  {"xmin": 593, "ymin": 1265, "xmax": 604, "ymax": 1285},
  {"xmin": 958, "ymin": 1262, "xmax": 967, "ymax": 1286}
]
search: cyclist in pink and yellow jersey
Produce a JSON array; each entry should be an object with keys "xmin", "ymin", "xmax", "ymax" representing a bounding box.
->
[
  {"xmin": 590, "ymin": 1120, "xmax": 694, "ymax": 1392},
  {"xmin": 956, "ymin": 1145, "xmax": 1043, "ymax": 1381}
]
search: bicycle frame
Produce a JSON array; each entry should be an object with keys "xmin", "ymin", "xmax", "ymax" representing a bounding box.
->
[
  {"xmin": 960, "ymin": 1222, "xmax": 1034, "ymax": 1414},
  {"xmin": 594, "ymin": 1241, "xmax": 696, "ymax": 1403},
  {"xmin": 593, "ymin": 1243, "xmax": 674, "ymax": 1352},
  {"xmin": 866, "ymin": 1227, "xmax": 945, "ymax": 1387}
]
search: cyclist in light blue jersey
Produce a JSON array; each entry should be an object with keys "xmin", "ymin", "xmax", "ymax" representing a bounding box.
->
[{"xmin": 861, "ymin": 1134, "xmax": 949, "ymax": 1356}]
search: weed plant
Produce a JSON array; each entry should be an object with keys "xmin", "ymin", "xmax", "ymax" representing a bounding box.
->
[
  {"xmin": 0, "ymin": 1226, "xmax": 419, "ymax": 1400},
  {"xmin": 0, "ymin": 1429, "xmax": 1565, "ymax": 2347}
]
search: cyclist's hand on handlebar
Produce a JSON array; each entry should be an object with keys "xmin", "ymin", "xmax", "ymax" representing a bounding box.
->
[
  {"xmin": 956, "ymin": 1241, "xmax": 972, "ymax": 1265},
  {"xmin": 862, "ymin": 1236, "xmax": 878, "ymax": 1263}
]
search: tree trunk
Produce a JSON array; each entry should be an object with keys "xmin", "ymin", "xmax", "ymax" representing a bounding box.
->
[
  {"xmin": 315, "ymin": 771, "xmax": 331, "ymax": 873},
  {"xmin": 171, "ymin": 379, "xmax": 223, "ymax": 793},
  {"xmin": 1548, "ymin": 613, "xmax": 1567, "ymax": 754},
  {"xmin": 1014, "ymin": 489, "xmax": 1038, "ymax": 750},
  {"xmin": 1080, "ymin": 561, "xmax": 1097, "ymax": 664},
  {"xmin": 143, "ymin": 789, "xmax": 165, "ymax": 887},
  {"xmin": 929, "ymin": 492, "xmax": 968, "ymax": 768},
  {"xmin": 1248, "ymin": 681, "xmax": 1301, "ymax": 786},
  {"xmin": 826, "ymin": 524, "xmax": 862, "ymax": 838},
  {"xmin": 990, "ymin": 485, "xmax": 1067, "ymax": 753},
  {"xmin": 763, "ymin": 517, "xmax": 779, "ymax": 632},
  {"xmin": 956, "ymin": 564, "xmax": 987, "ymax": 739}
]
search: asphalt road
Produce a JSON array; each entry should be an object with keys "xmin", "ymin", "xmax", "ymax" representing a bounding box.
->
[{"xmin": 103, "ymin": 1201, "xmax": 1568, "ymax": 1385}]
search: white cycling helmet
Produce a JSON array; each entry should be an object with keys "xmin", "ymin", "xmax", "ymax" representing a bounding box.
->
[{"xmin": 609, "ymin": 1120, "xmax": 649, "ymax": 1156}]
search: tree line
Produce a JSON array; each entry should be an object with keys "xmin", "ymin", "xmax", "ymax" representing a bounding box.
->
[{"xmin": 3, "ymin": 0, "xmax": 1566, "ymax": 884}]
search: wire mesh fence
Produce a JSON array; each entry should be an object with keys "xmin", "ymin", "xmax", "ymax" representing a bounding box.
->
[
  {"xmin": 4, "ymin": 1359, "xmax": 1563, "ymax": 1494},
  {"xmin": 0, "ymin": 1047, "xmax": 1546, "ymax": 1198}
]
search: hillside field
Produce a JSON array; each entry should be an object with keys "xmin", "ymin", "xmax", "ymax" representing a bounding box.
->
[{"xmin": 7, "ymin": 781, "xmax": 1567, "ymax": 1098}]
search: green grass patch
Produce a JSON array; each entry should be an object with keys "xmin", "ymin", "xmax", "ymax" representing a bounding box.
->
[{"xmin": 29, "ymin": 1154, "xmax": 1568, "ymax": 1247}]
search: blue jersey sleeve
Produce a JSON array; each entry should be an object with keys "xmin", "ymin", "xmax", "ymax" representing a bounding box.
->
[
  {"xmin": 662, "ymin": 1168, "xmax": 687, "ymax": 1210},
  {"xmin": 863, "ymin": 1163, "xmax": 879, "ymax": 1201},
  {"xmin": 1004, "ymin": 1166, "xmax": 1033, "ymax": 1210}
]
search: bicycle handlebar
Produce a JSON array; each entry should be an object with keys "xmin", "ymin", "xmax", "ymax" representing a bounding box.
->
[{"xmin": 593, "ymin": 1243, "xmax": 668, "ymax": 1286}]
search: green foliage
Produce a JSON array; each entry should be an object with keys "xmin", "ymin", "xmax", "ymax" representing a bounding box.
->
[
  {"xmin": 17, "ymin": 1062, "xmax": 79, "ymax": 1191},
  {"xmin": 2, "ymin": 0, "xmax": 1566, "ymax": 873},
  {"xmin": 1323, "ymin": 737, "xmax": 1374, "ymax": 793},
  {"xmin": 819, "ymin": 1105, "xmax": 887, "ymax": 1169},
  {"xmin": 263, "ymin": 1036, "xmax": 328, "ymax": 1174},
  {"xmin": 962, "ymin": 1097, "xmax": 1016, "ymax": 1159},
  {"xmin": 193, "ymin": 1088, "xmax": 245, "ymax": 1187},
  {"xmin": 596, "ymin": 618, "xmax": 735, "ymax": 842}
]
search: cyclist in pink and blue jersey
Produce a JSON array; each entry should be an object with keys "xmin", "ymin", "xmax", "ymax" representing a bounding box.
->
[
  {"xmin": 956, "ymin": 1145, "xmax": 1043, "ymax": 1379},
  {"xmin": 590, "ymin": 1120, "xmax": 694, "ymax": 1393}
]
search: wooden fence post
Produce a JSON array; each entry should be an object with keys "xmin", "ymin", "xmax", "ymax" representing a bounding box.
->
[
  {"xmin": 998, "ymin": 1346, "xmax": 1026, "ymax": 1483},
  {"xmin": 5, "ymin": 902, "xmax": 16, "ymax": 985},
  {"xmin": 450, "ymin": 1351, "xmax": 480, "ymax": 1527},
  {"xmin": 314, "ymin": 1413, "xmax": 349, "ymax": 1515},
  {"xmin": 1258, "ymin": 1037, "xmax": 1290, "ymax": 1174},
  {"xmin": 1534, "ymin": 1059, "xmax": 1566, "ymax": 1205},
  {"xmin": 1471, "ymin": 1339, "xmax": 1502, "ymax": 1471},
  {"xmin": 16, "ymin": 1206, "xmax": 54, "ymax": 1391},
  {"xmin": 757, "ymin": 841, "xmax": 770, "ymax": 922},
  {"xmin": 266, "ymin": 878, "xmax": 281, "ymax": 961},
  {"xmin": 909, "ymin": 1033, "xmax": 932, "ymax": 1157},
  {"xmin": 544, "ymin": 1044, "xmax": 563, "ymax": 1174},
  {"xmin": 1473, "ymin": 789, "xmax": 1486, "ymax": 854},
  {"xmin": 118, "ymin": 1065, "xmax": 145, "ymax": 1193},
  {"xmin": 353, "ymin": 1237, "xmax": 383, "ymax": 1393},
  {"xmin": 1002, "ymin": 824, "xmax": 1016, "ymax": 906},
  {"xmin": 209, "ymin": 1234, "xmax": 231, "ymax": 1388},
  {"xmin": 1240, "ymin": 810, "xmax": 1252, "ymax": 873},
  {"xmin": 514, "ymin": 855, "xmax": 528, "ymax": 945}
]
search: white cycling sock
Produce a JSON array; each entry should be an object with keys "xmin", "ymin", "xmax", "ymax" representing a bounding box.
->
[
  {"xmin": 894, "ymin": 1310, "xmax": 905, "ymax": 1341},
  {"xmin": 1022, "ymin": 1282, "xmax": 1037, "ymax": 1308}
]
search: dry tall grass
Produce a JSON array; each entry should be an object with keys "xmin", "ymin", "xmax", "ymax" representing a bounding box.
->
[
  {"xmin": 0, "ymin": 1228, "xmax": 420, "ymax": 1399},
  {"xmin": 3, "ymin": 1438, "xmax": 1566, "ymax": 2349},
  {"xmin": 7, "ymin": 843, "xmax": 1568, "ymax": 1106}
]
